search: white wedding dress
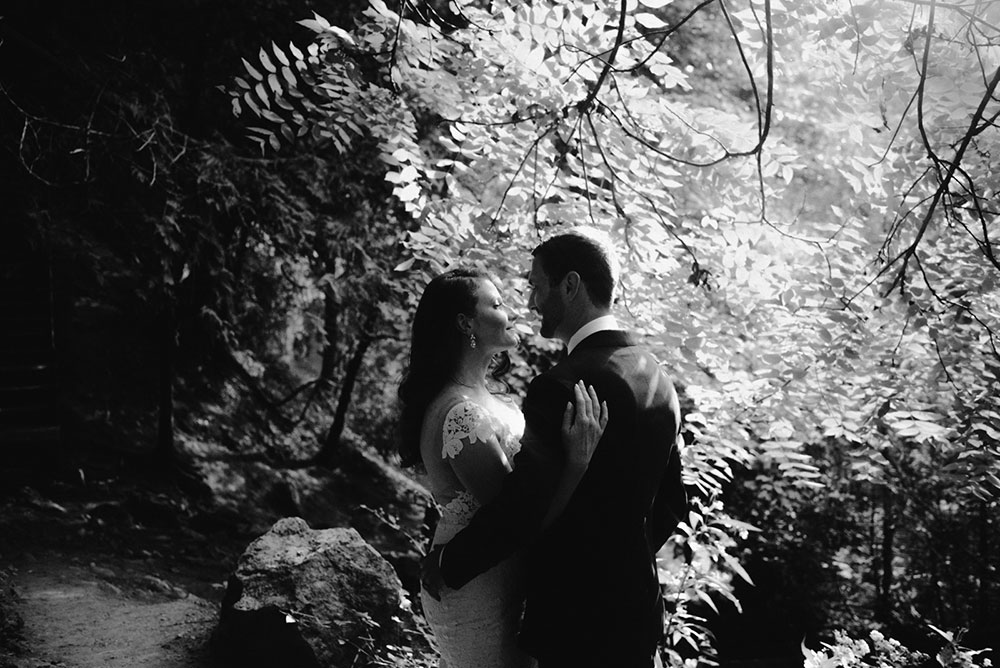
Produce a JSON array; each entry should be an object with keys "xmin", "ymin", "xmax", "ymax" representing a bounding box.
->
[{"xmin": 420, "ymin": 396, "xmax": 536, "ymax": 668}]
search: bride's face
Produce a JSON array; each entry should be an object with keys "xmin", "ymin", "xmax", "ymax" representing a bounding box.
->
[{"xmin": 469, "ymin": 279, "xmax": 519, "ymax": 352}]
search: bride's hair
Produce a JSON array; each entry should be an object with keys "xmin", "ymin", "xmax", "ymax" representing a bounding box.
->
[{"xmin": 397, "ymin": 267, "xmax": 511, "ymax": 468}]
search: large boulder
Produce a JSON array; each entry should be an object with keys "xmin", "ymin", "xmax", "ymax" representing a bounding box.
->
[
  {"xmin": 179, "ymin": 431, "xmax": 436, "ymax": 596},
  {"xmin": 214, "ymin": 517, "xmax": 420, "ymax": 668}
]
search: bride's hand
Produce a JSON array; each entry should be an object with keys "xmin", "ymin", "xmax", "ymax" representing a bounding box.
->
[{"xmin": 561, "ymin": 380, "xmax": 609, "ymax": 469}]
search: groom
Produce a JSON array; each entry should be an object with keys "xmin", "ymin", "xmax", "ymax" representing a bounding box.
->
[{"xmin": 422, "ymin": 230, "xmax": 687, "ymax": 668}]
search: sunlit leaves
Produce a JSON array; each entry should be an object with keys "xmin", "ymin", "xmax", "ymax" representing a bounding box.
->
[{"xmin": 233, "ymin": 0, "xmax": 1000, "ymax": 657}]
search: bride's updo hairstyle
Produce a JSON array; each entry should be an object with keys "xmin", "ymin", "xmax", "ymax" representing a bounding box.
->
[{"xmin": 397, "ymin": 267, "xmax": 511, "ymax": 468}]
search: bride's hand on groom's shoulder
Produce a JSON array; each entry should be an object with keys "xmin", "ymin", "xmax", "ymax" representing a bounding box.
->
[
  {"xmin": 421, "ymin": 544, "xmax": 446, "ymax": 601},
  {"xmin": 561, "ymin": 380, "xmax": 609, "ymax": 469}
]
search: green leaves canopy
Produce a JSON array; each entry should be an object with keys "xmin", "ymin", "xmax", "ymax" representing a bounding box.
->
[{"xmin": 235, "ymin": 0, "xmax": 1000, "ymax": 658}]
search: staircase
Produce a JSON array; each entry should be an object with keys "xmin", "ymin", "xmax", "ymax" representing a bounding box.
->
[{"xmin": 0, "ymin": 241, "xmax": 61, "ymax": 448}]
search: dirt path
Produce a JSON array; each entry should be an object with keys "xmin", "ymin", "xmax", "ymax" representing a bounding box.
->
[
  {"xmin": 1, "ymin": 438, "xmax": 432, "ymax": 668},
  {"xmin": 8, "ymin": 559, "xmax": 217, "ymax": 668},
  {"xmin": 0, "ymin": 472, "xmax": 243, "ymax": 668}
]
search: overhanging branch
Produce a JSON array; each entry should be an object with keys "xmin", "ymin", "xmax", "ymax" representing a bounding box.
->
[{"xmin": 882, "ymin": 63, "xmax": 1000, "ymax": 293}]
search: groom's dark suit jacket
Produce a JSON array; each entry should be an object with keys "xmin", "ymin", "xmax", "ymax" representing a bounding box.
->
[{"xmin": 439, "ymin": 330, "xmax": 687, "ymax": 662}]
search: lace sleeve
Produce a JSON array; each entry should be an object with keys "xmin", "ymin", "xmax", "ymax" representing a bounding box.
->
[{"xmin": 442, "ymin": 401, "xmax": 495, "ymax": 459}]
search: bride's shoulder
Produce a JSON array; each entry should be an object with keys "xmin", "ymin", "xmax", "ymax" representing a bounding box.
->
[
  {"xmin": 424, "ymin": 389, "xmax": 487, "ymax": 425},
  {"xmin": 423, "ymin": 392, "xmax": 498, "ymax": 459}
]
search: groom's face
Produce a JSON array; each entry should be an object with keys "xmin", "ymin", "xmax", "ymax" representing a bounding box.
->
[{"xmin": 527, "ymin": 257, "xmax": 566, "ymax": 340}]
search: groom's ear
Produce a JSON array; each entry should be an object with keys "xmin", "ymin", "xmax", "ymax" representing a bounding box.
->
[{"xmin": 563, "ymin": 271, "xmax": 582, "ymax": 300}]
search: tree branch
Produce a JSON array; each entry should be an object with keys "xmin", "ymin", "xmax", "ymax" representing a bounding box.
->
[
  {"xmin": 718, "ymin": 0, "xmax": 774, "ymax": 154},
  {"xmin": 915, "ymin": 0, "xmax": 947, "ymax": 176},
  {"xmin": 883, "ymin": 63, "xmax": 1000, "ymax": 292},
  {"xmin": 903, "ymin": 0, "xmax": 1000, "ymax": 34},
  {"xmin": 577, "ymin": 0, "xmax": 628, "ymax": 114}
]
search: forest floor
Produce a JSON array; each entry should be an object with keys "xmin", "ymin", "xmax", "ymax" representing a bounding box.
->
[{"xmin": 0, "ymin": 444, "xmax": 254, "ymax": 668}]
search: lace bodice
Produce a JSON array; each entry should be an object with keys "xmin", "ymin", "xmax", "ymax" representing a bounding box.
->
[
  {"xmin": 441, "ymin": 399, "xmax": 524, "ymax": 461},
  {"xmin": 432, "ymin": 396, "xmax": 524, "ymax": 542}
]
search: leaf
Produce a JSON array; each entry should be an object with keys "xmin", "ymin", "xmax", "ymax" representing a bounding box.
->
[
  {"xmin": 326, "ymin": 24, "xmax": 356, "ymax": 46},
  {"xmin": 258, "ymin": 48, "xmax": 277, "ymax": 73},
  {"xmin": 638, "ymin": 0, "xmax": 674, "ymax": 7},
  {"xmin": 635, "ymin": 12, "xmax": 668, "ymax": 29},
  {"xmin": 242, "ymin": 58, "xmax": 264, "ymax": 81},
  {"xmin": 368, "ymin": 0, "xmax": 398, "ymax": 20},
  {"xmin": 297, "ymin": 17, "xmax": 328, "ymax": 33},
  {"xmin": 695, "ymin": 589, "xmax": 719, "ymax": 613},
  {"xmin": 395, "ymin": 182, "xmax": 422, "ymax": 202},
  {"xmin": 721, "ymin": 553, "xmax": 754, "ymax": 585},
  {"xmin": 926, "ymin": 624, "xmax": 953, "ymax": 642},
  {"xmin": 254, "ymin": 83, "xmax": 270, "ymax": 108},
  {"xmin": 260, "ymin": 108, "xmax": 284, "ymax": 124},
  {"xmin": 243, "ymin": 92, "xmax": 262, "ymax": 117},
  {"xmin": 984, "ymin": 473, "xmax": 1000, "ymax": 491},
  {"xmin": 267, "ymin": 73, "xmax": 282, "ymax": 94},
  {"xmin": 269, "ymin": 43, "xmax": 290, "ymax": 68}
]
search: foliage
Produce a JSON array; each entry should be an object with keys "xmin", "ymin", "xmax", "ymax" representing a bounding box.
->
[
  {"xmin": 803, "ymin": 627, "xmax": 992, "ymax": 668},
  {"xmin": 655, "ymin": 496, "xmax": 758, "ymax": 664},
  {"xmin": 0, "ymin": 0, "xmax": 419, "ymax": 467},
  {"xmin": 4, "ymin": 0, "xmax": 998, "ymax": 662},
  {"xmin": 234, "ymin": 0, "xmax": 1000, "ymax": 660}
]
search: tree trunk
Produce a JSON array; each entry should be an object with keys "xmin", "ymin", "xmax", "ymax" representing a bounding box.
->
[
  {"xmin": 875, "ymin": 487, "xmax": 895, "ymax": 623},
  {"xmin": 154, "ymin": 302, "xmax": 176, "ymax": 466},
  {"xmin": 315, "ymin": 334, "xmax": 372, "ymax": 467},
  {"xmin": 319, "ymin": 287, "xmax": 340, "ymax": 384}
]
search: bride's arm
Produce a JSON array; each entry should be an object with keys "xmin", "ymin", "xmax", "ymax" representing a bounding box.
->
[
  {"xmin": 542, "ymin": 381, "xmax": 608, "ymax": 527},
  {"xmin": 450, "ymin": 437, "xmax": 512, "ymax": 505},
  {"xmin": 439, "ymin": 402, "xmax": 514, "ymax": 506}
]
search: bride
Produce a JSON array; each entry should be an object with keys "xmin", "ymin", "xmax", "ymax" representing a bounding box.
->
[{"xmin": 397, "ymin": 268, "xmax": 607, "ymax": 668}]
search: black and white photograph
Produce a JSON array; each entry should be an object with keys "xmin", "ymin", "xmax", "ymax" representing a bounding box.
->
[{"xmin": 1, "ymin": 1, "xmax": 998, "ymax": 666}]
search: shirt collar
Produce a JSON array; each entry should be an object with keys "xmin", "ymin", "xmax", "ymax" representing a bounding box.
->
[{"xmin": 567, "ymin": 315, "xmax": 621, "ymax": 355}]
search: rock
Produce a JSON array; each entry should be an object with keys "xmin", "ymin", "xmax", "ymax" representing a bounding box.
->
[
  {"xmin": 140, "ymin": 575, "xmax": 188, "ymax": 599},
  {"xmin": 0, "ymin": 569, "xmax": 24, "ymax": 658},
  {"xmin": 183, "ymin": 435, "xmax": 436, "ymax": 596},
  {"xmin": 214, "ymin": 517, "xmax": 414, "ymax": 668}
]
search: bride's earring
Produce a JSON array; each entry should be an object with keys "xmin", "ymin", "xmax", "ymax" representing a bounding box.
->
[{"xmin": 469, "ymin": 332, "xmax": 477, "ymax": 349}]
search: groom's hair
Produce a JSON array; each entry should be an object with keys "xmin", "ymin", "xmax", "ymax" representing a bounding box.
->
[{"xmin": 532, "ymin": 229, "xmax": 618, "ymax": 308}]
